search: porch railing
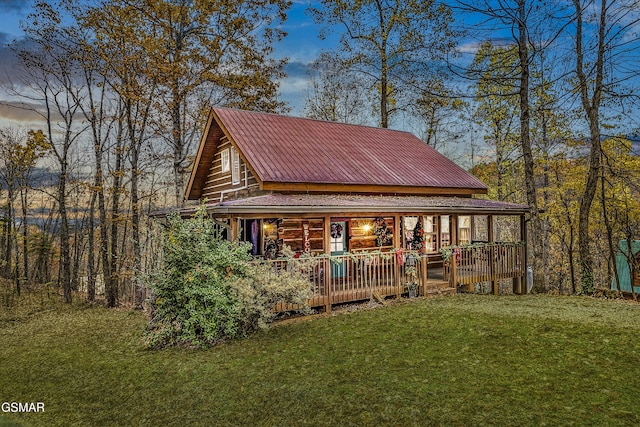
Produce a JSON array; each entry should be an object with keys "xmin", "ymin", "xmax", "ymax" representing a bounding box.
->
[
  {"xmin": 261, "ymin": 243, "xmax": 525, "ymax": 312},
  {"xmin": 445, "ymin": 242, "xmax": 525, "ymax": 292},
  {"xmin": 262, "ymin": 251, "xmax": 424, "ymax": 312}
]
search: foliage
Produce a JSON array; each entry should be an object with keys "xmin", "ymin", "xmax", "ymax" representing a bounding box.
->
[
  {"xmin": 143, "ymin": 207, "xmax": 311, "ymax": 348},
  {"xmin": 77, "ymin": 0, "xmax": 290, "ymax": 205},
  {"xmin": 304, "ymin": 51, "xmax": 371, "ymax": 125},
  {"xmin": 412, "ymin": 77, "xmax": 466, "ymax": 155},
  {"xmin": 309, "ymin": 0, "xmax": 458, "ymax": 128},
  {"xmin": 469, "ymin": 42, "xmax": 521, "ymax": 202},
  {"xmin": 3, "ymin": 295, "xmax": 640, "ymax": 426}
]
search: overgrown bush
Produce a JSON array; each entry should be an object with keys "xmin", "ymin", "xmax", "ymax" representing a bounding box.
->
[{"xmin": 143, "ymin": 207, "xmax": 312, "ymax": 349}]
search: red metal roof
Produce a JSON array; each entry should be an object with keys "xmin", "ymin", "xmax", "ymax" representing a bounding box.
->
[{"xmin": 211, "ymin": 108, "xmax": 487, "ymax": 192}]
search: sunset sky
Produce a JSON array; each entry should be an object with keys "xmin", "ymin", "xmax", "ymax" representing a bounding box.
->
[{"xmin": 0, "ymin": 0, "xmax": 340, "ymax": 125}]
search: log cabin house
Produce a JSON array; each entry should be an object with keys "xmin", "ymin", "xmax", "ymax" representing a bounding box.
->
[{"xmin": 183, "ymin": 107, "xmax": 529, "ymax": 311}]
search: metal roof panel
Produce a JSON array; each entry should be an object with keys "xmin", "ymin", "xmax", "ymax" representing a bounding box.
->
[{"xmin": 213, "ymin": 108, "xmax": 487, "ymax": 191}]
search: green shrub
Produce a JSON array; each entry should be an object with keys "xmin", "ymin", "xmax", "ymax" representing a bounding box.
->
[{"xmin": 142, "ymin": 207, "xmax": 312, "ymax": 349}]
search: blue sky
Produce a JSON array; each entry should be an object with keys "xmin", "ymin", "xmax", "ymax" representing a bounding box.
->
[
  {"xmin": 2, "ymin": 0, "xmax": 639, "ymax": 150},
  {"xmin": 0, "ymin": 0, "xmax": 28, "ymax": 41},
  {"xmin": 274, "ymin": 1, "xmax": 339, "ymax": 114},
  {"xmin": 0, "ymin": 0, "xmax": 339, "ymax": 120}
]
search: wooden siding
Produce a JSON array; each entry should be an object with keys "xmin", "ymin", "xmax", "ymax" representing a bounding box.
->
[
  {"xmin": 349, "ymin": 217, "xmax": 395, "ymax": 252},
  {"xmin": 185, "ymin": 112, "xmax": 222, "ymax": 200},
  {"xmin": 200, "ymin": 136, "xmax": 264, "ymax": 202},
  {"xmin": 278, "ymin": 218, "xmax": 324, "ymax": 253}
]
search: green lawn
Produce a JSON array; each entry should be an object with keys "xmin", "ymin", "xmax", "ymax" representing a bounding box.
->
[{"xmin": 1, "ymin": 294, "xmax": 640, "ymax": 426}]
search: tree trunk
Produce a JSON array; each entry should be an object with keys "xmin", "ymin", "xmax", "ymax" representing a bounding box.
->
[
  {"xmin": 131, "ymin": 147, "xmax": 143, "ymax": 310},
  {"xmin": 172, "ymin": 89, "xmax": 184, "ymax": 207},
  {"xmin": 107, "ymin": 127, "xmax": 124, "ymax": 308},
  {"xmin": 4, "ymin": 189, "xmax": 14, "ymax": 282},
  {"xmin": 517, "ymin": 0, "xmax": 544, "ymax": 291},
  {"xmin": 59, "ymin": 163, "xmax": 72, "ymax": 303},
  {"xmin": 87, "ymin": 190, "xmax": 96, "ymax": 302},
  {"xmin": 574, "ymin": 0, "xmax": 606, "ymax": 294},
  {"xmin": 20, "ymin": 188, "xmax": 29, "ymax": 291}
]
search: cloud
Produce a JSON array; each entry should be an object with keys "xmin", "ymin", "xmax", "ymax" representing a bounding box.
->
[
  {"xmin": 278, "ymin": 60, "xmax": 313, "ymax": 114},
  {"xmin": 457, "ymin": 38, "xmax": 515, "ymax": 55},
  {"xmin": 0, "ymin": 0, "xmax": 30, "ymax": 13},
  {"xmin": 283, "ymin": 60, "xmax": 310, "ymax": 81},
  {"xmin": 0, "ymin": 101, "xmax": 45, "ymax": 123}
]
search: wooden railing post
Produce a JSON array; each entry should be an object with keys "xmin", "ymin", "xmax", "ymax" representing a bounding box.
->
[
  {"xmin": 324, "ymin": 257, "xmax": 332, "ymax": 313},
  {"xmin": 421, "ymin": 255, "xmax": 427, "ymax": 296},
  {"xmin": 450, "ymin": 253, "xmax": 457, "ymax": 290},
  {"xmin": 491, "ymin": 245, "xmax": 498, "ymax": 295}
]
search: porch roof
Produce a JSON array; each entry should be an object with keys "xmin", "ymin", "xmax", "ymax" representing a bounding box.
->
[{"xmin": 185, "ymin": 193, "xmax": 529, "ymax": 216}]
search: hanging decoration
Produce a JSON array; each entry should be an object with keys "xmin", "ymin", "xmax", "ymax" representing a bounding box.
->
[
  {"xmin": 263, "ymin": 218, "xmax": 279, "ymax": 259},
  {"xmin": 302, "ymin": 221, "xmax": 310, "ymax": 254},
  {"xmin": 330, "ymin": 223, "xmax": 343, "ymax": 239},
  {"xmin": 412, "ymin": 216, "xmax": 424, "ymax": 253},
  {"xmin": 373, "ymin": 217, "xmax": 393, "ymax": 247}
]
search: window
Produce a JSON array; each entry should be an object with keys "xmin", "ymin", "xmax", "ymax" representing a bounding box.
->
[
  {"xmin": 440, "ymin": 216, "xmax": 450, "ymax": 247},
  {"xmin": 458, "ymin": 216, "xmax": 471, "ymax": 245},
  {"xmin": 220, "ymin": 148, "xmax": 230, "ymax": 173},
  {"xmin": 231, "ymin": 146, "xmax": 240, "ymax": 185},
  {"xmin": 423, "ymin": 216, "xmax": 438, "ymax": 253},
  {"xmin": 240, "ymin": 219, "xmax": 261, "ymax": 256}
]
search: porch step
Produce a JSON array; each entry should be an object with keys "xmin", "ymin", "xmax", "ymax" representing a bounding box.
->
[
  {"xmin": 424, "ymin": 287, "xmax": 457, "ymax": 296},
  {"xmin": 425, "ymin": 280, "xmax": 451, "ymax": 289}
]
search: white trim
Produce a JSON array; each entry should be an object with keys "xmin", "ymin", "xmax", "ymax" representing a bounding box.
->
[
  {"xmin": 231, "ymin": 147, "xmax": 240, "ymax": 185},
  {"xmin": 221, "ymin": 148, "xmax": 230, "ymax": 173}
]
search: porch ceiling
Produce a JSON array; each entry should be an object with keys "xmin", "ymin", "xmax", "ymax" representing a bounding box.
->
[{"xmin": 184, "ymin": 193, "xmax": 529, "ymax": 216}]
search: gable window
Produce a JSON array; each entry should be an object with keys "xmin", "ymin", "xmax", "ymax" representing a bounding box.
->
[
  {"xmin": 231, "ymin": 146, "xmax": 241, "ymax": 185},
  {"xmin": 220, "ymin": 149, "xmax": 230, "ymax": 173}
]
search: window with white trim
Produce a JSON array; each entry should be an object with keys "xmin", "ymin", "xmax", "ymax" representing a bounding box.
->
[
  {"xmin": 440, "ymin": 215, "xmax": 450, "ymax": 247},
  {"xmin": 231, "ymin": 146, "xmax": 240, "ymax": 185},
  {"xmin": 423, "ymin": 216, "xmax": 438, "ymax": 253},
  {"xmin": 220, "ymin": 149, "xmax": 230, "ymax": 173},
  {"xmin": 458, "ymin": 215, "xmax": 471, "ymax": 245}
]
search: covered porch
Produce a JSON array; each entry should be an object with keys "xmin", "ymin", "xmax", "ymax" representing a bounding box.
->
[
  {"xmin": 189, "ymin": 193, "xmax": 529, "ymax": 311},
  {"xmin": 267, "ymin": 242, "xmax": 525, "ymax": 312}
]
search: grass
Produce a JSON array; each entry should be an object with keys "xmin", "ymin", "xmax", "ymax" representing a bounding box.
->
[{"xmin": 1, "ymin": 293, "xmax": 640, "ymax": 426}]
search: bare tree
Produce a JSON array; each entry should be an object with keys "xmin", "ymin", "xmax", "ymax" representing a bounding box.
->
[
  {"xmin": 310, "ymin": 0, "xmax": 458, "ymax": 128},
  {"xmin": 572, "ymin": 0, "xmax": 640, "ymax": 292},
  {"xmin": 304, "ymin": 51, "xmax": 371, "ymax": 125},
  {"xmin": 16, "ymin": 2, "xmax": 87, "ymax": 302}
]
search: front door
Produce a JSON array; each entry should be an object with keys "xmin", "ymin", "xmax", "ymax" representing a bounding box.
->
[{"xmin": 330, "ymin": 221, "xmax": 347, "ymax": 278}]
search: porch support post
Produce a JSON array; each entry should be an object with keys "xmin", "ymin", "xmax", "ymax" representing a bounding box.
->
[
  {"xmin": 487, "ymin": 215, "xmax": 494, "ymax": 243},
  {"xmin": 520, "ymin": 214, "xmax": 527, "ymax": 294},
  {"xmin": 394, "ymin": 214, "xmax": 401, "ymax": 297},
  {"xmin": 323, "ymin": 215, "xmax": 332, "ymax": 313},
  {"xmin": 231, "ymin": 217, "xmax": 239, "ymax": 242},
  {"xmin": 451, "ymin": 215, "xmax": 458, "ymax": 245},
  {"xmin": 488, "ymin": 215, "xmax": 498, "ymax": 295}
]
